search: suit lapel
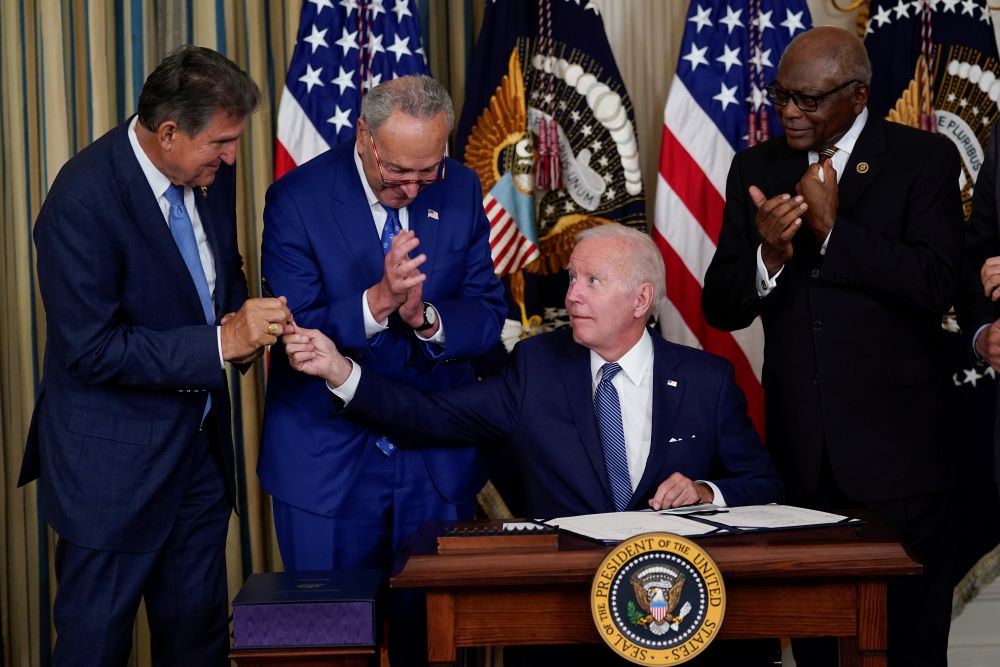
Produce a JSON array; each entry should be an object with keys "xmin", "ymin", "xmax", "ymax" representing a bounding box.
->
[
  {"xmin": 837, "ymin": 111, "xmax": 887, "ymax": 213},
  {"xmin": 408, "ymin": 187, "xmax": 442, "ymax": 294},
  {"xmin": 631, "ymin": 335, "xmax": 683, "ymax": 504},
  {"xmin": 330, "ymin": 144, "xmax": 384, "ymax": 286},
  {"xmin": 562, "ymin": 342, "xmax": 616, "ymax": 510},
  {"xmin": 111, "ymin": 122, "xmax": 208, "ymax": 323},
  {"xmin": 193, "ymin": 184, "xmax": 226, "ymax": 322}
]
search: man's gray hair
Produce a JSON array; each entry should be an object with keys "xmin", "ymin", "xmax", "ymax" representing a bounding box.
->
[
  {"xmin": 576, "ymin": 224, "xmax": 666, "ymax": 310},
  {"xmin": 137, "ymin": 45, "xmax": 261, "ymax": 135},
  {"xmin": 360, "ymin": 75, "xmax": 455, "ymax": 133}
]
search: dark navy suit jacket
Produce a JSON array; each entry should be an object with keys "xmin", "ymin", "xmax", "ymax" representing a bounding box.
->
[
  {"xmin": 259, "ymin": 140, "xmax": 505, "ymax": 515},
  {"xmin": 19, "ymin": 119, "xmax": 248, "ymax": 553},
  {"xmin": 343, "ymin": 328, "xmax": 783, "ymax": 519},
  {"xmin": 703, "ymin": 113, "xmax": 962, "ymax": 503}
]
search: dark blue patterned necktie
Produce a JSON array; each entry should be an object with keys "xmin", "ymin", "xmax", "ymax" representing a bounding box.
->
[
  {"xmin": 380, "ymin": 205, "xmax": 402, "ymax": 255},
  {"xmin": 595, "ymin": 362, "xmax": 632, "ymax": 511},
  {"xmin": 374, "ymin": 204, "xmax": 402, "ymax": 456}
]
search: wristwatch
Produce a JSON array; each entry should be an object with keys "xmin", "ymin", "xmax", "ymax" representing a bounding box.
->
[{"xmin": 414, "ymin": 302, "xmax": 437, "ymax": 332}]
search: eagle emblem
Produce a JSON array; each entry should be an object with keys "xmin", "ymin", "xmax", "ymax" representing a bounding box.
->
[{"xmin": 628, "ymin": 564, "xmax": 692, "ymax": 636}]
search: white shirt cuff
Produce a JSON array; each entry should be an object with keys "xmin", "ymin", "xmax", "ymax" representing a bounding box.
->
[
  {"xmin": 361, "ymin": 288, "xmax": 389, "ymax": 338},
  {"xmin": 326, "ymin": 358, "xmax": 360, "ymax": 404},
  {"xmin": 216, "ymin": 326, "xmax": 224, "ymax": 368},
  {"xmin": 414, "ymin": 305, "xmax": 445, "ymax": 344},
  {"xmin": 820, "ymin": 228, "xmax": 832, "ymax": 255},
  {"xmin": 974, "ymin": 324, "xmax": 990, "ymax": 361},
  {"xmin": 755, "ymin": 244, "xmax": 782, "ymax": 297},
  {"xmin": 698, "ymin": 480, "xmax": 727, "ymax": 508}
]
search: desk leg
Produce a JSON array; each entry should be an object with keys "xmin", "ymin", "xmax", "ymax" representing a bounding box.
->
[
  {"xmin": 842, "ymin": 579, "xmax": 887, "ymax": 667},
  {"xmin": 426, "ymin": 592, "xmax": 456, "ymax": 667}
]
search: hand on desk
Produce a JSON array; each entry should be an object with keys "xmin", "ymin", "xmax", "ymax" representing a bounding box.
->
[
  {"xmin": 284, "ymin": 325, "xmax": 353, "ymax": 387},
  {"xmin": 648, "ymin": 472, "xmax": 714, "ymax": 511}
]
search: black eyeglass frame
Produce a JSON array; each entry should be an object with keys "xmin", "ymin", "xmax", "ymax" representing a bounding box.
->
[
  {"xmin": 765, "ymin": 79, "xmax": 861, "ymax": 112},
  {"xmin": 367, "ymin": 129, "xmax": 446, "ymax": 187}
]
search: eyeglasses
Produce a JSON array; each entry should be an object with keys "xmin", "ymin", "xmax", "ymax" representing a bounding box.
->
[
  {"xmin": 367, "ymin": 130, "xmax": 446, "ymax": 187},
  {"xmin": 765, "ymin": 79, "xmax": 860, "ymax": 112}
]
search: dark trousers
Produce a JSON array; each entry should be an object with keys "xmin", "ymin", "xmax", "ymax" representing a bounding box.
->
[
  {"xmin": 792, "ymin": 450, "xmax": 955, "ymax": 667},
  {"xmin": 272, "ymin": 445, "xmax": 475, "ymax": 667},
  {"xmin": 52, "ymin": 426, "xmax": 230, "ymax": 667}
]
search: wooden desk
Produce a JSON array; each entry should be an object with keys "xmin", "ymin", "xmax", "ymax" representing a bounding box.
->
[{"xmin": 391, "ymin": 520, "xmax": 920, "ymax": 667}]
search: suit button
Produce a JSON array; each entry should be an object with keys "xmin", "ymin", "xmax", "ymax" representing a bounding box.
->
[
  {"xmin": 811, "ymin": 374, "xmax": 820, "ymax": 385},
  {"xmin": 812, "ymin": 320, "xmax": 823, "ymax": 331},
  {"xmin": 810, "ymin": 268, "xmax": 820, "ymax": 279}
]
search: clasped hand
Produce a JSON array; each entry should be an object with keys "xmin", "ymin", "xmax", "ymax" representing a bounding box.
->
[{"xmin": 366, "ymin": 230, "xmax": 428, "ymax": 326}]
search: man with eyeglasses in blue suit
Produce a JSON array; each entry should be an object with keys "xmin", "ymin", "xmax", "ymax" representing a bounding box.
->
[
  {"xmin": 259, "ymin": 75, "xmax": 505, "ymax": 666},
  {"xmin": 703, "ymin": 26, "xmax": 961, "ymax": 667}
]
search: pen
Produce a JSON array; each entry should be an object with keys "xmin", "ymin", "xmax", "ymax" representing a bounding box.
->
[{"xmin": 260, "ymin": 276, "xmax": 275, "ymax": 299}]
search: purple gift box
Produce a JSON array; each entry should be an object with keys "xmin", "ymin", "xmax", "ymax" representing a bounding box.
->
[{"xmin": 232, "ymin": 570, "xmax": 379, "ymax": 648}]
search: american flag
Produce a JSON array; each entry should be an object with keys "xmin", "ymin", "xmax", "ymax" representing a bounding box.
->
[
  {"xmin": 652, "ymin": 0, "xmax": 811, "ymax": 437},
  {"xmin": 274, "ymin": 0, "xmax": 430, "ymax": 179}
]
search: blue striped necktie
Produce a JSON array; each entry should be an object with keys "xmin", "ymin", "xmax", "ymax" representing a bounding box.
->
[{"xmin": 595, "ymin": 362, "xmax": 632, "ymax": 512}]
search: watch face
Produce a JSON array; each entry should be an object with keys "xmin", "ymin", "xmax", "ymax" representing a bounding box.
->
[{"xmin": 424, "ymin": 304, "xmax": 436, "ymax": 325}]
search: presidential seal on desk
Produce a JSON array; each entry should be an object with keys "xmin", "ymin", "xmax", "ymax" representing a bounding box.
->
[{"xmin": 591, "ymin": 533, "xmax": 725, "ymax": 664}]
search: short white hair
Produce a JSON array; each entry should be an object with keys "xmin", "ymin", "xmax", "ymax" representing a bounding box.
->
[{"xmin": 576, "ymin": 224, "xmax": 665, "ymax": 310}]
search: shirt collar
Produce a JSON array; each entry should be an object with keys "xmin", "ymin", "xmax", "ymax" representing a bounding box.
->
[
  {"xmin": 354, "ymin": 145, "xmax": 387, "ymax": 212},
  {"xmin": 128, "ymin": 116, "xmax": 173, "ymax": 200},
  {"xmin": 810, "ymin": 106, "xmax": 868, "ymax": 160},
  {"xmin": 590, "ymin": 330, "xmax": 653, "ymax": 387}
]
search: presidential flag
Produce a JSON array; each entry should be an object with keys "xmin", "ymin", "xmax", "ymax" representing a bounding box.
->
[
  {"xmin": 864, "ymin": 0, "xmax": 1000, "ymax": 594},
  {"xmin": 457, "ymin": 0, "xmax": 646, "ymax": 333},
  {"xmin": 652, "ymin": 1, "xmax": 811, "ymax": 437},
  {"xmin": 865, "ymin": 0, "xmax": 998, "ymax": 217},
  {"xmin": 274, "ymin": 0, "xmax": 430, "ymax": 179}
]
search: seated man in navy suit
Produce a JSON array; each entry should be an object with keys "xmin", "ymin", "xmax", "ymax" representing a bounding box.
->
[
  {"xmin": 284, "ymin": 223, "xmax": 783, "ymax": 664},
  {"xmin": 285, "ymin": 223, "xmax": 782, "ymax": 516}
]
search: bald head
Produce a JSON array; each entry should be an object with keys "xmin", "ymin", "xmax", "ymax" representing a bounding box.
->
[
  {"xmin": 780, "ymin": 26, "xmax": 872, "ymax": 86},
  {"xmin": 773, "ymin": 26, "xmax": 870, "ymax": 151}
]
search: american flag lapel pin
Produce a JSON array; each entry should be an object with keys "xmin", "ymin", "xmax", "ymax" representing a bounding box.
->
[
  {"xmin": 427, "ymin": 209, "xmax": 439, "ymax": 220},
  {"xmin": 666, "ymin": 379, "xmax": 678, "ymax": 388}
]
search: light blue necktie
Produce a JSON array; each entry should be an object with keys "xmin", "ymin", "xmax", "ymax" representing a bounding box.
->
[
  {"xmin": 164, "ymin": 184, "xmax": 214, "ymax": 325},
  {"xmin": 373, "ymin": 205, "xmax": 402, "ymax": 456},
  {"xmin": 164, "ymin": 183, "xmax": 213, "ymax": 419},
  {"xmin": 595, "ymin": 362, "xmax": 632, "ymax": 511},
  {"xmin": 380, "ymin": 205, "xmax": 402, "ymax": 255}
]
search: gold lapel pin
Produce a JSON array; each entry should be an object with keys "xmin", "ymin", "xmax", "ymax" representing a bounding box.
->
[
  {"xmin": 200, "ymin": 186, "xmax": 208, "ymax": 198},
  {"xmin": 856, "ymin": 162, "xmax": 869, "ymax": 174}
]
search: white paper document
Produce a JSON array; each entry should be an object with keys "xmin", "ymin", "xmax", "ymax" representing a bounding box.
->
[{"xmin": 544, "ymin": 504, "xmax": 858, "ymax": 543}]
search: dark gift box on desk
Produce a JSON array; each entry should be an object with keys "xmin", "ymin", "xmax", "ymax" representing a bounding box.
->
[{"xmin": 232, "ymin": 570, "xmax": 380, "ymax": 649}]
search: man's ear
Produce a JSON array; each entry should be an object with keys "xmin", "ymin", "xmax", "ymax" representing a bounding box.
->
[
  {"xmin": 634, "ymin": 283, "xmax": 654, "ymax": 319},
  {"xmin": 157, "ymin": 120, "xmax": 179, "ymax": 150},
  {"xmin": 356, "ymin": 117, "xmax": 367, "ymax": 155}
]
